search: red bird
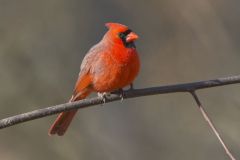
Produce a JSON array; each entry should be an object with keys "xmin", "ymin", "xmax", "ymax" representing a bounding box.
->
[{"xmin": 49, "ymin": 22, "xmax": 140, "ymax": 136}]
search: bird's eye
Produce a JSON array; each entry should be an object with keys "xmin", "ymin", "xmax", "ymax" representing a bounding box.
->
[
  {"xmin": 118, "ymin": 32, "xmax": 125, "ymax": 39},
  {"xmin": 118, "ymin": 29, "xmax": 136, "ymax": 48},
  {"xmin": 124, "ymin": 29, "xmax": 132, "ymax": 35},
  {"xmin": 118, "ymin": 29, "xmax": 132, "ymax": 39}
]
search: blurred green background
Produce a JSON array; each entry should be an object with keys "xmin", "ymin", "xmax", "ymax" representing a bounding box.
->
[{"xmin": 0, "ymin": 0, "xmax": 240, "ymax": 159}]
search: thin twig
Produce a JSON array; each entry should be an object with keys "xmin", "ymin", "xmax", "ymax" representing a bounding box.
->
[
  {"xmin": 0, "ymin": 75, "xmax": 240, "ymax": 129},
  {"xmin": 190, "ymin": 91, "xmax": 236, "ymax": 160}
]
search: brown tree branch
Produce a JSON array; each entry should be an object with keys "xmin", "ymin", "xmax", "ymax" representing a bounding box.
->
[
  {"xmin": 190, "ymin": 91, "xmax": 236, "ymax": 160},
  {"xmin": 0, "ymin": 75, "xmax": 239, "ymax": 159},
  {"xmin": 1, "ymin": 75, "xmax": 240, "ymax": 129}
]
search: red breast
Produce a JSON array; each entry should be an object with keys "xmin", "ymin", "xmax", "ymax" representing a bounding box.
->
[{"xmin": 89, "ymin": 23, "xmax": 140, "ymax": 92}]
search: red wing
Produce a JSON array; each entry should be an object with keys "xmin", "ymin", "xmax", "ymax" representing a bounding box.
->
[{"xmin": 72, "ymin": 42, "xmax": 106, "ymax": 100}]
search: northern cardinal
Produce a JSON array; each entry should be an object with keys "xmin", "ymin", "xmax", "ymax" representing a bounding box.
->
[{"xmin": 49, "ymin": 22, "xmax": 140, "ymax": 136}]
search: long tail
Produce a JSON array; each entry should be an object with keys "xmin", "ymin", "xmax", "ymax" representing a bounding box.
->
[{"xmin": 48, "ymin": 91, "xmax": 90, "ymax": 136}]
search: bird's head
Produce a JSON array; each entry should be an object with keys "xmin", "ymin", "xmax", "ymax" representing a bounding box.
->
[{"xmin": 104, "ymin": 22, "xmax": 138, "ymax": 48}]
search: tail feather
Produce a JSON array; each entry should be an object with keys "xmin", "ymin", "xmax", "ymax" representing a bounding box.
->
[
  {"xmin": 48, "ymin": 110, "xmax": 77, "ymax": 136},
  {"xmin": 48, "ymin": 89, "xmax": 91, "ymax": 136}
]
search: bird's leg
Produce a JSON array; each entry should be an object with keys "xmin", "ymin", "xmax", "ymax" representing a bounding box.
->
[
  {"xmin": 129, "ymin": 83, "xmax": 134, "ymax": 90},
  {"xmin": 98, "ymin": 92, "xmax": 111, "ymax": 104},
  {"xmin": 116, "ymin": 84, "xmax": 134, "ymax": 102},
  {"xmin": 118, "ymin": 88, "xmax": 125, "ymax": 102}
]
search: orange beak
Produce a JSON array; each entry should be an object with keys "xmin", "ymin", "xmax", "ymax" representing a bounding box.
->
[{"xmin": 126, "ymin": 32, "xmax": 139, "ymax": 43}]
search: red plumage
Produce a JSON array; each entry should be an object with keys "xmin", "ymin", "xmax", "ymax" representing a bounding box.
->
[{"xmin": 49, "ymin": 22, "xmax": 140, "ymax": 136}]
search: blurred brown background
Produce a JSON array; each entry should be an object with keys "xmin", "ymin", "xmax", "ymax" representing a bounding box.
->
[{"xmin": 0, "ymin": 0, "xmax": 240, "ymax": 159}]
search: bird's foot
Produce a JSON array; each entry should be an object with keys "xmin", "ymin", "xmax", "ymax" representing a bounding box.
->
[
  {"xmin": 129, "ymin": 83, "xmax": 134, "ymax": 91},
  {"xmin": 118, "ymin": 88, "xmax": 125, "ymax": 102},
  {"xmin": 98, "ymin": 92, "xmax": 111, "ymax": 104},
  {"xmin": 116, "ymin": 84, "xmax": 134, "ymax": 102}
]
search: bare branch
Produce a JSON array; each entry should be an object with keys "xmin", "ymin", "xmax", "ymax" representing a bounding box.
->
[
  {"xmin": 190, "ymin": 91, "xmax": 236, "ymax": 160},
  {"xmin": 0, "ymin": 75, "xmax": 240, "ymax": 129},
  {"xmin": 0, "ymin": 75, "xmax": 239, "ymax": 158}
]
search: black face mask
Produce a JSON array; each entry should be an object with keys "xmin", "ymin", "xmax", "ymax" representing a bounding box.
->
[{"xmin": 118, "ymin": 29, "xmax": 136, "ymax": 48}]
